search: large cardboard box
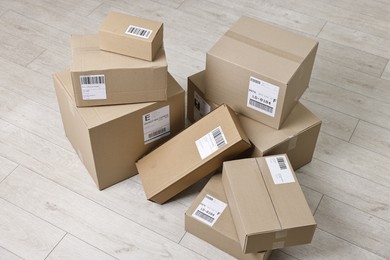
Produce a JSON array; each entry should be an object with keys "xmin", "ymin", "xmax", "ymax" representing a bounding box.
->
[
  {"xmin": 99, "ymin": 12, "xmax": 163, "ymax": 61},
  {"xmin": 222, "ymin": 155, "xmax": 316, "ymax": 253},
  {"xmin": 185, "ymin": 174, "xmax": 271, "ymax": 260},
  {"xmin": 136, "ymin": 104, "xmax": 251, "ymax": 204},
  {"xmin": 205, "ymin": 16, "xmax": 318, "ymax": 129},
  {"xmin": 187, "ymin": 70, "xmax": 321, "ymax": 170},
  {"xmin": 71, "ymin": 34, "xmax": 167, "ymax": 107},
  {"xmin": 53, "ymin": 70, "xmax": 185, "ymax": 190}
]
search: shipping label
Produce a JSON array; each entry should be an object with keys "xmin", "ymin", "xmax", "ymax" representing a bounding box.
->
[
  {"xmin": 192, "ymin": 194, "xmax": 227, "ymax": 226},
  {"xmin": 143, "ymin": 106, "xmax": 170, "ymax": 144}
]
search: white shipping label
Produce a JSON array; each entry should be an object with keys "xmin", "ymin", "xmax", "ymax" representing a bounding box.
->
[
  {"xmin": 195, "ymin": 126, "xmax": 227, "ymax": 160},
  {"xmin": 192, "ymin": 194, "xmax": 227, "ymax": 226},
  {"xmin": 143, "ymin": 106, "xmax": 170, "ymax": 144},
  {"xmin": 247, "ymin": 76, "xmax": 279, "ymax": 117},
  {"xmin": 194, "ymin": 91, "xmax": 211, "ymax": 121},
  {"xmin": 125, "ymin": 25, "xmax": 153, "ymax": 39},
  {"xmin": 80, "ymin": 75, "xmax": 107, "ymax": 100},
  {"xmin": 265, "ymin": 155, "xmax": 295, "ymax": 184}
]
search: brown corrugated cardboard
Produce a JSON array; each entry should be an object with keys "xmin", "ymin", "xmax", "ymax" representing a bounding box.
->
[
  {"xmin": 187, "ymin": 70, "xmax": 321, "ymax": 170},
  {"xmin": 136, "ymin": 104, "xmax": 251, "ymax": 204},
  {"xmin": 99, "ymin": 12, "xmax": 163, "ymax": 61},
  {"xmin": 53, "ymin": 70, "xmax": 184, "ymax": 190},
  {"xmin": 239, "ymin": 105, "xmax": 321, "ymax": 170},
  {"xmin": 71, "ymin": 34, "xmax": 167, "ymax": 107},
  {"xmin": 222, "ymin": 155, "xmax": 316, "ymax": 253},
  {"xmin": 187, "ymin": 70, "xmax": 217, "ymax": 123},
  {"xmin": 185, "ymin": 174, "xmax": 271, "ymax": 260},
  {"xmin": 205, "ymin": 16, "xmax": 318, "ymax": 129}
]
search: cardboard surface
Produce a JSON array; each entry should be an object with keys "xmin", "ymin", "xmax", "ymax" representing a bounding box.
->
[
  {"xmin": 205, "ymin": 16, "xmax": 318, "ymax": 129},
  {"xmin": 136, "ymin": 104, "xmax": 251, "ymax": 204},
  {"xmin": 71, "ymin": 34, "xmax": 167, "ymax": 107},
  {"xmin": 187, "ymin": 70, "xmax": 321, "ymax": 170},
  {"xmin": 185, "ymin": 174, "xmax": 271, "ymax": 260},
  {"xmin": 99, "ymin": 12, "xmax": 163, "ymax": 61},
  {"xmin": 53, "ymin": 70, "xmax": 185, "ymax": 190},
  {"xmin": 222, "ymin": 156, "xmax": 316, "ymax": 253}
]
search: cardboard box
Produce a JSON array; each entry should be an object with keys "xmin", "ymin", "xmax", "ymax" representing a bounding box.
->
[
  {"xmin": 222, "ymin": 155, "xmax": 316, "ymax": 253},
  {"xmin": 99, "ymin": 12, "xmax": 163, "ymax": 61},
  {"xmin": 239, "ymin": 104, "xmax": 321, "ymax": 170},
  {"xmin": 205, "ymin": 16, "xmax": 318, "ymax": 129},
  {"xmin": 53, "ymin": 70, "xmax": 185, "ymax": 190},
  {"xmin": 136, "ymin": 104, "xmax": 251, "ymax": 204},
  {"xmin": 187, "ymin": 70, "xmax": 217, "ymax": 123},
  {"xmin": 71, "ymin": 34, "xmax": 167, "ymax": 107},
  {"xmin": 185, "ymin": 174, "xmax": 271, "ymax": 260},
  {"xmin": 187, "ymin": 70, "xmax": 321, "ymax": 170}
]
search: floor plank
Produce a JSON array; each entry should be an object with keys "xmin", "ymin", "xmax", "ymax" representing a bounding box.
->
[
  {"xmin": 0, "ymin": 246, "xmax": 23, "ymax": 260},
  {"xmin": 46, "ymin": 234, "xmax": 116, "ymax": 260},
  {"xmin": 350, "ymin": 120, "xmax": 390, "ymax": 157},
  {"xmin": 27, "ymin": 49, "xmax": 70, "ymax": 78},
  {"xmin": 314, "ymin": 196, "xmax": 390, "ymax": 259},
  {"xmin": 300, "ymin": 99, "xmax": 358, "ymax": 141},
  {"xmin": 0, "ymin": 56, "xmax": 58, "ymax": 111},
  {"xmin": 282, "ymin": 228, "xmax": 386, "ymax": 260},
  {"xmin": 381, "ymin": 61, "xmax": 390, "ymax": 80},
  {"xmin": 316, "ymin": 38, "xmax": 388, "ymax": 78},
  {"xmin": 0, "ymin": 155, "xmax": 18, "ymax": 183},
  {"xmin": 311, "ymin": 59, "xmax": 390, "ymax": 104},
  {"xmin": 314, "ymin": 133, "xmax": 390, "ymax": 188},
  {"xmin": 0, "ymin": 198, "xmax": 65, "ymax": 260},
  {"xmin": 0, "ymin": 30, "xmax": 44, "ymax": 67},
  {"xmin": 297, "ymin": 159, "xmax": 390, "ymax": 222},
  {"xmin": 0, "ymin": 10, "xmax": 70, "ymax": 57},
  {"xmin": 0, "ymin": 166, "xmax": 206, "ymax": 260},
  {"xmin": 318, "ymin": 22, "xmax": 390, "ymax": 59},
  {"xmin": 0, "ymin": 86, "xmax": 73, "ymax": 151},
  {"xmin": 304, "ymin": 79, "xmax": 390, "ymax": 130}
]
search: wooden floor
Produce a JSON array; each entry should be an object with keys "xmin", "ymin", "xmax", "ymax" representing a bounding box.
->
[{"xmin": 0, "ymin": 0, "xmax": 389, "ymax": 259}]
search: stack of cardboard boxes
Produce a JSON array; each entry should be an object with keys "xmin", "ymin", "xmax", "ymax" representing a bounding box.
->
[
  {"xmin": 181, "ymin": 16, "xmax": 321, "ymax": 258},
  {"xmin": 53, "ymin": 13, "xmax": 321, "ymax": 259},
  {"xmin": 53, "ymin": 12, "xmax": 186, "ymax": 190}
]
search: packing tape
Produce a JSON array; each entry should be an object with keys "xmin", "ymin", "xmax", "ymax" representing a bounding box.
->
[
  {"xmin": 287, "ymin": 135, "xmax": 298, "ymax": 151},
  {"xmin": 275, "ymin": 229, "xmax": 288, "ymax": 239},
  {"xmin": 272, "ymin": 241, "xmax": 285, "ymax": 249},
  {"xmin": 225, "ymin": 30, "xmax": 303, "ymax": 63}
]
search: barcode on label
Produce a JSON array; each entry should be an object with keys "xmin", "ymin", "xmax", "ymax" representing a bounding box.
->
[
  {"xmin": 249, "ymin": 99, "xmax": 273, "ymax": 113},
  {"xmin": 212, "ymin": 127, "xmax": 226, "ymax": 149},
  {"xmin": 148, "ymin": 127, "xmax": 167, "ymax": 139},
  {"xmin": 80, "ymin": 75, "xmax": 105, "ymax": 85},
  {"xmin": 277, "ymin": 157, "xmax": 287, "ymax": 170},
  {"xmin": 125, "ymin": 25, "xmax": 152, "ymax": 39},
  {"xmin": 250, "ymin": 77, "xmax": 262, "ymax": 85},
  {"xmin": 194, "ymin": 210, "xmax": 214, "ymax": 224}
]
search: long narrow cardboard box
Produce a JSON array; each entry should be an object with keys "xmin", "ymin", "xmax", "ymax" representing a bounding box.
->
[
  {"xmin": 53, "ymin": 70, "xmax": 185, "ymax": 190},
  {"xmin": 222, "ymin": 155, "xmax": 316, "ymax": 253},
  {"xmin": 186, "ymin": 174, "xmax": 271, "ymax": 260},
  {"xmin": 136, "ymin": 104, "xmax": 251, "ymax": 204}
]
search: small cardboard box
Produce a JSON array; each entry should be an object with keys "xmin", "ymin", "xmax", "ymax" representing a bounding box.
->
[
  {"xmin": 239, "ymin": 104, "xmax": 321, "ymax": 170},
  {"xmin": 187, "ymin": 70, "xmax": 321, "ymax": 170},
  {"xmin": 99, "ymin": 12, "xmax": 163, "ymax": 61},
  {"xmin": 222, "ymin": 155, "xmax": 316, "ymax": 253},
  {"xmin": 205, "ymin": 16, "xmax": 318, "ymax": 129},
  {"xmin": 53, "ymin": 70, "xmax": 184, "ymax": 190},
  {"xmin": 185, "ymin": 174, "xmax": 271, "ymax": 260},
  {"xmin": 71, "ymin": 34, "xmax": 167, "ymax": 107},
  {"xmin": 136, "ymin": 104, "xmax": 251, "ymax": 204}
]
